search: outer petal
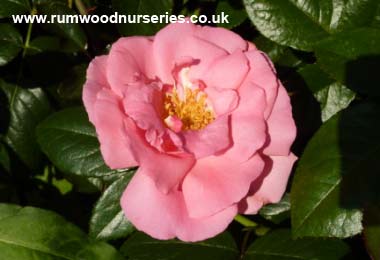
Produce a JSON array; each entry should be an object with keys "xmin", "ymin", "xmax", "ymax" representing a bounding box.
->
[
  {"xmin": 83, "ymin": 55, "xmax": 109, "ymax": 123},
  {"xmin": 194, "ymin": 26, "xmax": 248, "ymax": 53},
  {"xmin": 121, "ymin": 171, "xmax": 238, "ymax": 242},
  {"xmin": 182, "ymin": 154, "xmax": 265, "ymax": 218},
  {"xmin": 244, "ymin": 50, "xmax": 279, "ymax": 118},
  {"xmin": 124, "ymin": 118, "xmax": 194, "ymax": 193},
  {"xmin": 93, "ymin": 89, "xmax": 137, "ymax": 168},
  {"xmin": 263, "ymin": 85, "xmax": 297, "ymax": 156},
  {"xmin": 239, "ymin": 153, "xmax": 297, "ymax": 214},
  {"xmin": 153, "ymin": 22, "xmax": 229, "ymax": 82},
  {"xmin": 182, "ymin": 115, "xmax": 231, "ymax": 159},
  {"xmin": 202, "ymin": 51, "xmax": 249, "ymax": 90},
  {"xmin": 224, "ymin": 84, "xmax": 267, "ymax": 162},
  {"xmin": 107, "ymin": 37, "xmax": 154, "ymax": 96}
]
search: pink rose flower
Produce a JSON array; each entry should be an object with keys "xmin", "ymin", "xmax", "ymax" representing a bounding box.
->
[{"xmin": 83, "ymin": 21, "xmax": 297, "ymax": 242}]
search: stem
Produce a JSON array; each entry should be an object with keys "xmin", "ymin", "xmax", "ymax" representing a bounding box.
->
[
  {"xmin": 21, "ymin": 7, "xmax": 36, "ymax": 58},
  {"xmin": 75, "ymin": 0, "xmax": 87, "ymax": 15},
  {"xmin": 240, "ymin": 230, "xmax": 252, "ymax": 259},
  {"xmin": 234, "ymin": 214, "xmax": 258, "ymax": 228},
  {"xmin": 68, "ymin": 0, "xmax": 73, "ymax": 9}
]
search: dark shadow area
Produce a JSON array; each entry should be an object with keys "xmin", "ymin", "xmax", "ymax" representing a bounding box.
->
[
  {"xmin": 277, "ymin": 65, "xmax": 322, "ymax": 157},
  {"xmin": 338, "ymin": 55, "xmax": 380, "ymax": 221},
  {"xmin": 0, "ymin": 87, "xmax": 10, "ymax": 135},
  {"xmin": 345, "ymin": 55, "xmax": 380, "ymax": 99}
]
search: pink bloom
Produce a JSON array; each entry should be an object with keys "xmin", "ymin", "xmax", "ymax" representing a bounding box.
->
[{"xmin": 83, "ymin": 21, "xmax": 297, "ymax": 242}]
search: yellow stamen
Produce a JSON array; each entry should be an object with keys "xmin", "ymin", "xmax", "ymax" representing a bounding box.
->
[{"xmin": 164, "ymin": 87, "xmax": 214, "ymax": 131}]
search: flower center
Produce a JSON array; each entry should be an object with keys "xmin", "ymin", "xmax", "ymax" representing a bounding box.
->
[{"xmin": 164, "ymin": 87, "xmax": 214, "ymax": 131}]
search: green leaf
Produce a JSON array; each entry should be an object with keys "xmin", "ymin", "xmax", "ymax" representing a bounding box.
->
[
  {"xmin": 36, "ymin": 107, "xmax": 118, "ymax": 178},
  {"xmin": 27, "ymin": 36, "xmax": 61, "ymax": 55},
  {"xmin": 259, "ymin": 193, "xmax": 290, "ymax": 224},
  {"xmin": 244, "ymin": 0, "xmax": 379, "ymax": 51},
  {"xmin": 253, "ymin": 36, "xmax": 286, "ymax": 63},
  {"xmin": 112, "ymin": 0, "xmax": 174, "ymax": 36},
  {"xmin": 315, "ymin": 27, "xmax": 380, "ymax": 97},
  {"xmin": 1, "ymin": 80, "xmax": 51, "ymax": 170},
  {"xmin": 121, "ymin": 232, "xmax": 239, "ymax": 260},
  {"xmin": 289, "ymin": 103, "xmax": 380, "ymax": 238},
  {"xmin": 364, "ymin": 207, "xmax": 380, "ymax": 260},
  {"xmin": 90, "ymin": 172, "xmax": 135, "ymax": 240},
  {"xmin": 36, "ymin": 2, "xmax": 87, "ymax": 50},
  {"xmin": 57, "ymin": 64, "xmax": 87, "ymax": 102},
  {"xmin": 299, "ymin": 64, "xmax": 355, "ymax": 122},
  {"xmin": 243, "ymin": 229, "xmax": 349, "ymax": 260},
  {"xmin": 0, "ymin": 24, "xmax": 23, "ymax": 66},
  {"xmin": 0, "ymin": 143, "xmax": 11, "ymax": 173},
  {"xmin": 0, "ymin": 0, "xmax": 30, "ymax": 18},
  {"xmin": 0, "ymin": 203, "xmax": 123, "ymax": 260},
  {"xmin": 216, "ymin": 0, "xmax": 247, "ymax": 29}
]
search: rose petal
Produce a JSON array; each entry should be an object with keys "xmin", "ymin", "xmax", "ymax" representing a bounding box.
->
[
  {"xmin": 93, "ymin": 89, "xmax": 137, "ymax": 169},
  {"xmin": 205, "ymin": 87, "xmax": 239, "ymax": 116},
  {"xmin": 182, "ymin": 115, "xmax": 231, "ymax": 159},
  {"xmin": 239, "ymin": 153, "xmax": 297, "ymax": 214},
  {"xmin": 121, "ymin": 171, "xmax": 238, "ymax": 242},
  {"xmin": 244, "ymin": 50, "xmax": 279, "ymax": 117},
  {"xmin": 123, "ymin": 83, "xmax": 165, "ymax": 134},
  {"xmin": 202, "ymin": 51, "xmax": 249, "ymax": 89},
  {"xmin": 83, "ymin": 55, "xmax": 109, "ymax": 123},
  {"xmin": 225, "ymin": 84, "xmax": 267, "ymax": 162},
  {"xmin": 182, "ymin": 154, "xmax": 265, "ymax": 218},
  {"xmin": 263, "ymin": 85, "xmax": 297, "ymax": 156},
  {"xmin": 195, "ymin": 26, "xmax": 248, "ymax": 53},
  {"xmin": 124, "ymin": 118, "xmax": 195, "ymax": 193},
  {"xmin": 107, "ymin": 37, "xmax": 154, "ymax": 95}
]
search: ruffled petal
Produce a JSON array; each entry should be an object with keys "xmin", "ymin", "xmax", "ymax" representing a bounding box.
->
[
  {"xmin": 182, "ymin": 115, "xmax": 231, "ymax": 159},
  {"xmin": 205, "ymin": 87, "xmax": 239, "ymax": 116},
  {"xmin": 83, "ymin": 55, "xmax": 109, "ymax": 123},
  {"xmin": 238, "ymin": 153, "xmax": 297, "ymax": 214},
  {"xmin": 122, "ymin": 83, "xmax": 165, "ymax": 134},
  {"xmin": 244, "ymin": 50, "xmax": 279, "ymax": 118},
  {"xmin": 263, "ymin": 85, "xmax": 297, "ymax": 156},
  {"xmin": 107, "ymin": 37, "xmax": 154, "ymax": 96},
  {"xmin": 202, "ymin": 51, "xmax": 249, "ymax": 89},
  {"xmin": 121, "ymin": 171, "xmax": 238, "ymax": 242},
  {"xmin": 194, "ymin": 26, "xmax": 248, "ymax": 53},
  {"xmin": 124, "ymin": 118, "xmax": 195, "ymax": 193},
  {"xmin": 92, "ymin": 89, "xmax": 137, "ymax": 168},
  {"xmin": 182, "ymin": 154, "xmax": 265, "ymax": 218},
  {"xmin": 224, "ymin": 84, "xmax": 267, "ymax": 162}
]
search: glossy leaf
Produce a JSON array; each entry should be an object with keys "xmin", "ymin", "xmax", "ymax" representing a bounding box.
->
[
  {"xmin": 259, "ymin": 194, "xmax": 290, "ymax": 224},
  {"xmin": 90, "ymin": 172, "xmax": 135, "ymax": 240},
  {"xmin": 36, "ymin": 107, "xmax": 117, "ymax": 178},
  {"xmin": 121, "ymin": 231, "xmax": 239, "ymax": 260},
  {"xmin": 0, "ymin": 143, "xmax": 11, "ymax": 172},
  {"xmin": 364, "ymin": 207, "xmax": 380, "ymax": 260},
  {"xmin": 291, "ymin": 103, "xmax": 380, "ymax": 238},
  {"xmin": 315, "ymin": 28, "xmax": 380, "ymax": 97},
  {"xmin": 299, "ymin": 64, "xmax": 355, "ymax": 122},
  {"xmin": 243, "ymin": 229, "xmax": 349, "ymax": 260},
  {"xmin": 0, "ymin": 204, "xmax": 123, "ymax": 259},
  {"xmin": 112, "ymin": 0, "xmax": 173, "ymax": 36},
  {"xmin": 244, "ymin": 0, "xmax": 379, "ymax": 51},
  {"xmin": 0, "ymin": 0, "xmax": 30, "ymax": 18},
  {"xmin": 0, "ymin": 24, "xmax": 23, "ymax": 66},
  {"xmin": 1, "ymin": 80, "xmax": 51, "ymax": 170},
  {"xmin": 36, "ymin": 2, "xmax": 87, "ymax": 50},
  {"xmin": 216, "ymin": 0, "xmax": 247, "ymax": 29}
]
